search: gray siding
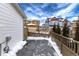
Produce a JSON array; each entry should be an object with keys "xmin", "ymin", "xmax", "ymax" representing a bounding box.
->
[{"xmin": 0, "ymin": 4, "xmax": 23, "ymax": 55}]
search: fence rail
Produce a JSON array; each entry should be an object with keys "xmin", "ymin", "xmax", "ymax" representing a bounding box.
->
[
  {"xmin": 51, "ymin": 32, "xmax": 79, "ymax": 56},
  {"xmin": 28, "ymin": 32, "xmax": 50, "ymax": 37},
  {"xmin": 27, "ymin": 30, "xmax": 79, "ymax": 56}
]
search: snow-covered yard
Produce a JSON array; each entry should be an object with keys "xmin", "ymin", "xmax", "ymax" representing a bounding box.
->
[
  {"xmin": 27, "ymin": 36, "xmax": 62, "ymax": 56},
  {"xmin": 16, "ymin": 40, "xmax": 57, "ymax": 56},
  {"xmin": 2, "ymin": 41, "xmax": 27, "ymax": 56},
  {"xmin": 2, "ymin": 36, "xmax": 62, "ymax": 56}
]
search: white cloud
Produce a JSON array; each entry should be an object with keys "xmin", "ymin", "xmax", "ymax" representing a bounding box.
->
[
  {"xmin": 29, "ymin": 16, "xmax": 39, "ymax": 20},
  {"xmin": 65, "ymin": 12, "xmax": 75, "ymax": 17},
  {"xmin": 36, "ymin": 11, "xmax": 44, "ymax": 16},
  {"xmin": 57, "ymin": 3, "xmax": 69, "ymax": 8},
  {"xmin": 34, "ymin": 7, "xmax": 45, "ymax": 16},
  {"xmin": 55, "ymin": 4, "xmax": 78, "ymax": 18},
  {"xmin": 23, "ymin": 3, "xmax": 79, "ymax": 22},
  {"xmin": 40, "ymin": 17, "xmax": 47, "ymax": 19},
  {"xmin": 25, "ymin": 5, "xmax": 44, "ymax": 16},
  {"xmin": 50, "ymin": 16, "xmax": 55, "ymax": 18},
  {"xmin": 26, "ymin": 7, "xmax": 33, "ymax": 11},
  {"xmin": 69, "ymin": 17, "xmax": 78, "ymax": 21}
]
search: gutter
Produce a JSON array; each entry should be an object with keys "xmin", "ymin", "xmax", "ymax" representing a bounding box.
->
[{"xmin": 10, "ymin": 3, "xmax": 27, "ymax": 19}]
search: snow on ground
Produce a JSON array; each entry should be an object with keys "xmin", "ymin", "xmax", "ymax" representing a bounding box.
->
[
  {"xmin": 2, "ymin": 41, "xmax": 27, "ymax": 56},
  {"xmin": 2, "ymin": 36, "xmax": 62, "ymax": 56},
  {"xmin": 27, "ymin": 37, "xmax": 48, "ymax": 40},
  {"xmin": 46, "ymin": 37, "xmax": 62, "ymax": 56},
  {"xmin": 27, "ymin": 36, "xmax": 62, "ymax": 56},
  {"xmin": 17, "ymin": 40, "xmax": 57, "ymax": 56}
]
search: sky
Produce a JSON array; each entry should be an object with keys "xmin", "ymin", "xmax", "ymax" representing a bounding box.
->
[{"xmin": 19, "ymin": 3, "xmax": 79, "ymax": 23}]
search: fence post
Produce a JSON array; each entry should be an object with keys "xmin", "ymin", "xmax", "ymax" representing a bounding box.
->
[{"xmin": 74, "ymin": 42, "xmax": 77, "ymax": 53}]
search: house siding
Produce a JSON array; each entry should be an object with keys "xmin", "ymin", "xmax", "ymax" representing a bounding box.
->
[{"xmin": 0, "ymin": 3, "xmax": 24, "ymax": 55}]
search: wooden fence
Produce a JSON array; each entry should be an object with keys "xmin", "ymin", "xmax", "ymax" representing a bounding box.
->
[
  {"xmin": 28, "ymin": 32, "xmax": 50, "ymax": 38},
  {"xmin": 25, "ymin": 28, "xmax": 79, "ymax": 56},
  {"xmin": 51, "ymin": 32, "xmax": 79, "ymax": 56}
]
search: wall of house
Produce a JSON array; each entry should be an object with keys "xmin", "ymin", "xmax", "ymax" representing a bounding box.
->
[{"xmin": 0, "ymin": 3, "xmax": 23, "ymax": 55}]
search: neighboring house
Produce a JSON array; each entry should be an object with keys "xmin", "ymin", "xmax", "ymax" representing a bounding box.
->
[
  {"xmin": 0, "ymin": 3, "xmax": 26, "ymax": 55},
  {"xmin": 49, "ymin": 17, "xmax": 71, "ymax": 30},
  {"xmin": 49, "ymin": 17, "xmax": 59, "ymax": 27},
  {"xmin": 49, "ymin": 17, "xmax": 60, "ymax": 31},
  {"xmin": 27, "ymin": 20, "xmax": 40, "ymax": 32}
]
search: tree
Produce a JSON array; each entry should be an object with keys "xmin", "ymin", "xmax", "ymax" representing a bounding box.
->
[
  {"xmin": 62, "ymin": 22, "xmax": 70, "ymax": 37},
  {"xmin": 53, "ymin": 23, "xmax": 57, "ymax": 33},
  {"xmin": 56, "ymin": 22, "xmax": 61, "ymax": 34}
]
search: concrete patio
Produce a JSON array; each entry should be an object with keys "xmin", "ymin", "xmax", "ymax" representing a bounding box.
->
[{"xmin": 16, "ymin": 40, "xmax": 58, "ymax": 56}]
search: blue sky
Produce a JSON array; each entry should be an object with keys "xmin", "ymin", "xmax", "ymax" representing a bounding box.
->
[{"xmin": 19, "ymin": 3, "xmax": 79, "ymax": 22}]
